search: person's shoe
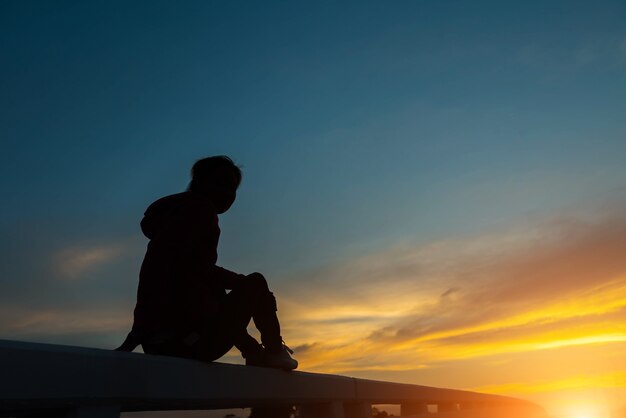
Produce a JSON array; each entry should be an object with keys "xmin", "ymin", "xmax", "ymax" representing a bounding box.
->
[
  {"xmin": 244, "ymin": 349, "xmax": 266, "ymax": 367},
  {"xmin": 264, "ymin": 343, "xmax": 298, "ymax": 371}
]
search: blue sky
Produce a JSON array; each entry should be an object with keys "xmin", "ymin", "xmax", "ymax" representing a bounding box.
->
[{"xmin": 2, "ymin": 1, "xmax": 626, "ymax": 415}]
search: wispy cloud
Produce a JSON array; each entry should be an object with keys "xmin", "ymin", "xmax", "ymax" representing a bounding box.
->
[
  {"xmin": 277, "ymin": 208, "xmax": 626, "ymax": 373},
  {"xmin": 53, "ymin": 242, "xmax": 129, "ymax": 280},
  {"xmin": 0, "ymin": 305, "xmax": 129, "ymax": 335}
]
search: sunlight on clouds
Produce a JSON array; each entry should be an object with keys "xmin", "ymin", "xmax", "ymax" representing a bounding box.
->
[
  {"xmin": 390, "ymin": 277, "xmax": 626, "ymax": 357},
  {"xmin": 291, "ymin": 292, "xmax": 626, "ymax": 372},
  {"xmin": 284, "ymin": 301, "xmax": 421, "ymax": 323},
  {"xmin": 278, "ymin": 210, "xmax": 626, "ymax": 389},
  {"xmin": 276, "ymin": 211, "xmax": 626, "ymax": 417},
  {"xmin": 534, "ymin": 334, "xmax": 626, "ymax": 351}
]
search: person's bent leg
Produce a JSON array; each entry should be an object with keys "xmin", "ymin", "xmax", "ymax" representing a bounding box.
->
[
  {"xmin": 226, "ymin": 273, "xmax": 297, "ymax": 369},
  {"xmin": 217, "ymin": 283, "xmax": 264, "ymax": 363},
  {"xmin": 246, "ymin": 273, "xmax": 283, "ymax": 350}
]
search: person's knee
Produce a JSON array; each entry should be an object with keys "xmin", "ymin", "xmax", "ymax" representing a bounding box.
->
[
  {"xmin": 246, "ymin": 272, "xmax": 270, "ymax": 292},
  {"xmin": 246, "ymin": 272, "xmax": 277, "ymax": 310}
]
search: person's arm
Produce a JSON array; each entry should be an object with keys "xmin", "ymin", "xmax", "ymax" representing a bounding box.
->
[
  {"xmin": 210, "ymin": 265, "xmax": 246, "ymax": 290},
  {"xmin": 183, "ymin": 198, "xmax": 246, "ymax": 290}
]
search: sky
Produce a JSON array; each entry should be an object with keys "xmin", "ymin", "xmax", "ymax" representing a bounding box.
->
[{"xmin": 1, "ymin": 1, "xmax": 626, "ymax": 417}]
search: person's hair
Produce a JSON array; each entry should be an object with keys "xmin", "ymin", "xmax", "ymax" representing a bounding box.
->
[{"xmin": 188, "ymin": 155, "xmax": 242, "ymax": 192}]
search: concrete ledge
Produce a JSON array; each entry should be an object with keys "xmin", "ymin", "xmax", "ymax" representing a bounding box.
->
[{"xmin": 0, "ymin": 339, "xmax": 545, "ymax": 417}]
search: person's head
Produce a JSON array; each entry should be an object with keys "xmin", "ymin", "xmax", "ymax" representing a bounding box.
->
[{"xmin": 188, "ymin": 156, "xmax": 242, "ymax": 213}]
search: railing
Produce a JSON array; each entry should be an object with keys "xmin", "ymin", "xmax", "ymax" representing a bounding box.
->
[{"xmin": 0, "ymin": 339, "xmax": 546, "ymax": 418}]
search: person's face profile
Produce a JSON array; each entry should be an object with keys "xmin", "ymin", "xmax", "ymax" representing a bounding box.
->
[
  {"xmin": 215, "ymin": 187, "xmax": 236, "ymax": 214},
  {"xmin": 213, "ymin": 171, "xmax": 239, "ymax": 214}
]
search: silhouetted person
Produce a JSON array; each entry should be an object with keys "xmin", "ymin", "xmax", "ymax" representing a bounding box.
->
[{"xmin": 117, "ymin": 156, "xmax": 298, "ymax": 370}]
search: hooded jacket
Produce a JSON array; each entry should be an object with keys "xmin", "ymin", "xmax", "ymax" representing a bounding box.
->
[{"xmin": 131, "ymin": 191, "xmax": 244, "ymax": 339}]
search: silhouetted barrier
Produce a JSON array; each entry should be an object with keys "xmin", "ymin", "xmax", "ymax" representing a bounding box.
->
[{"xmin": 0, "ymin": 340, "xmax": 545, "ymax": 418}]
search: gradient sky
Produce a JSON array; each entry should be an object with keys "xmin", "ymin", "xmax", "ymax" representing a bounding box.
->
[{"xmin": 2, "ymin": 1, "xmax": 626, "ymax": 417}]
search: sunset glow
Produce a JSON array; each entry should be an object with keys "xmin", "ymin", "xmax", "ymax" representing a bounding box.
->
[
  {"xmin": 2, "ymin": 2, "xmax": 626, "ymax": 417},
  {"xmin": 273, "ymin": 215, "xmax": 626, "ymax": 416}
]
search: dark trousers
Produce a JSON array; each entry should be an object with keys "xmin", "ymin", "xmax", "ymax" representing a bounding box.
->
[{"xmin": 143, "ymin": 273, "xmax": 282, "ymax": 362}]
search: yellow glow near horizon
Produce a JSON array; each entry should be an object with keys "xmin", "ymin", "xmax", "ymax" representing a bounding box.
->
[
  {"xmin": 572, "ymin": 413, "xmax": 599, "ymax": 418},
  {"xmin": 390, "ymin": 278, "xmax": 626, "ymax": 353},
  {"xmin": 287, "ymin": 276, "xmax": 626, "ymax": 372},
  {"xmin": 282, "ymin": 275, "xmax": 626, "ymax": 416},
  {"xmin": 275, "ymin": 218, "xmax": 626, "ymax": 417},
  {"xmin": 566, "ymin": 404, "xmax": 605, "ymax": 418},
  {"xmin": 475, "ymin": 371, "xmax": 626, "ymax": 395}
]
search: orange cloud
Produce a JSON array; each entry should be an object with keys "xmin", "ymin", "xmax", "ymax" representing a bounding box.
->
[
  {"xmin": 53, "ymin": 242, "xmax": 130, "ymax": 279},
  {"xmin": 275, "ymin": 210, "xmax": 626, "ymax": 375}
]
